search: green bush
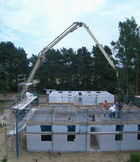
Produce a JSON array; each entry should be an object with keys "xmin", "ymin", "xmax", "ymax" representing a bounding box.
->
[
  {"xmin": 0, "ymin": 156, "xmax": 8, "ymax": 162},
  {"xmin": 128, "ymin": 152, "xmax": 140, "ymax": 162}
]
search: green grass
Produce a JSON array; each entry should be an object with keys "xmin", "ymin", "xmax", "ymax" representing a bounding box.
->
[
  {"xmin": 0, "ymin": 102, "xmax": 6, "ymax": 113},
  {"xmin": 127, "ymin": 152, "xmax": 140, "ymax": 162},
  {"xmin": 0, "ymin": 102, "xmax": 4, "ymax": 107}
]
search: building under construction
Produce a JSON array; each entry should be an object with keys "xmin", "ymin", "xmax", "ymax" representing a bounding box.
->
[{"xmin": 12, "ymin": 91, "xmax": 139, "ymax": 152}]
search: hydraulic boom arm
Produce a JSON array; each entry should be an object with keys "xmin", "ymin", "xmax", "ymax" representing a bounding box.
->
[
  {"xmin": 21, "ymin": 22, "xmax": 83, "ymax": 96},
  {"xmin": 82, "ymin": 23, "xmax": 116, "ymax": 71},
  {"xmin": 21, "ymin": 22, "xmax": 117, "ymax": 97}
]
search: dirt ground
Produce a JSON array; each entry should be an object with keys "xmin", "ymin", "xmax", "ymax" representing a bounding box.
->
[{"xmin": 0, "ymin": 93, "xmax": 140, "ymax": 162}]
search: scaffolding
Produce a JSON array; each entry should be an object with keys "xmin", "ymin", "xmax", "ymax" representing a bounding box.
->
[{"xmin": 5, "ymin": 74, "xmax": 38, "ymax": 157}]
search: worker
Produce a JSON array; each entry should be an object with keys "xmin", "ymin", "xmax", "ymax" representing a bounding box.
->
[
  {"xmin": 116, "ymin": 102, "xmax": 122, "ymax": 118},
  {"xmin": 103, "ymin": 100, "xmax": 108, "ymax": 116},
  {"xmin": 127, "ymin": 100, "xmax": 132, "ymax": 111},
  {"xmin": 109, "ymin": 105, "xmax": 116, "ymax": 118}
]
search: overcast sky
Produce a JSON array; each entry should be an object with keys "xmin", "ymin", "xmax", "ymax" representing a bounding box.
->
[{"xmin": 0, "ymin": 0, "xmax": 140, "ymax": 57}]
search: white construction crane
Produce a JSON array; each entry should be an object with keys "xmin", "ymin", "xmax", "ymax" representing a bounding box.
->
[{"xmin": 21, "ymin": 22, "xmax": 117, "ymax": 97}]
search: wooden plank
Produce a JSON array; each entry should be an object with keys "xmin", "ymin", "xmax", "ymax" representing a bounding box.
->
[
  {"xmin": 26, "ymin": 120, "xmax": 140, "ymax": 125},
  {"xmin": 22, "ymin": 131, "xmax": 140, "ymax": 135}
]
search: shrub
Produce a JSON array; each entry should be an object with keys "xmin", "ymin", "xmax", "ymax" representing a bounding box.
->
[
  {"xmin": 0, "ymin": 156, "xmax": 8, "ymax": 162},
  {"xmin": 128, "ymin": 152, "xmax": 140, "ymax": 162}
]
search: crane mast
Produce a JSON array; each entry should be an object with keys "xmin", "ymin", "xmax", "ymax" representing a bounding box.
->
[{"xmin": 21, "ymin": 22, "xmax": 117, "ymax": 97}]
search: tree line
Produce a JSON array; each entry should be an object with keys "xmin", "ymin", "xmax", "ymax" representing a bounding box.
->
[{"xmin": 0, "ymin": 17, "xmax": 140, "ymax": 99}]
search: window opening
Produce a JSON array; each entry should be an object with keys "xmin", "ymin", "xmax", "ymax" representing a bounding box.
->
[
  {"xmin": 67, "ymin": 135, "xmax": 75, "ymax": 141},
  {"xmin": 79, "ymin": 97, "xmax": 82, "ymax": 102},
  {"xmin": 67, "ymin": 125, "xmax": 75, "ymax": 132},
  {"xmin": 41, "ymin": 135, "xmax": 52, "ymax": 141},
  {"xmin": 138, "ymin": 125, "xmax": 140, "ymax": 131},
  {"xmin": 90, "ymin": 127, "xmax": 95, "ymax": 132},
  {"xmin": 137, "ymin": 134, "xmax": 140, "ymax": 140},
  {"xmin": 40, "ymin": 125, "xmax": 52, "ymax": 132},
  {"xmin": 116, "ymin": 125, "xmax": 124, "ymax": 131},
  {"xmin": 115, "ymin": 134, "xmax": 123, "ymax": 141},
  {"xmin": 78, "ymin": 92, "xmax": 82, "ymax": 96}
]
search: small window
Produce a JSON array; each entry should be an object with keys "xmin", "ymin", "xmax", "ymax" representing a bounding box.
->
[
  {"xmin": 40, "ymin": 125, "xmax": 52, "ymax": 132},
  {"xmin": 91, "ymin": 115, "xmax": 95, "ymax": 121},
  {"xmin": 41, "ymin": 135, "xmax": 52, "ymax": 141},
  {"xmin": 68, "ymin": 97, "xmax": 71, "ymax": 103},
  {"xmin": 89, "ymin": 115, "xmax": 95, "ymax": 121},
  {"xmin": 67, "ymin": 135, "xmax": 75, "ymax": 141},
  {"xmin": 138, "ymin": 125, "xmax": 140, "ymax": 131},
  {"xmin": 68, "ymin": 91, "xmax": 72, "ymax": 93},
  {"xmin": 67, "ymin": 125, "xmax": 75, "ymax": 132},
  {"xmin": 137, "ymin": 134, "xmax": 140, "ymax": 140},
  {"xmin": 59, "ymin": 91, "xmax": 63, "ymax": 93},
  {"xmin": 116, "ymin": 125, "xmax": 124, "ymax": 131},
  {"xmin": 78, "ymin": 92, "xmax": 82, "ymax": 96},
  {"xmin": 79, "ymin": 97, "xmax": 82, "ymax": 102},
  {"xmin": 90, "ymin": 127, "xmax": 95, "ymax": 132},
  {"xmin": 115, "ymin": 134, "xmax": 123, "ymax": 141}
]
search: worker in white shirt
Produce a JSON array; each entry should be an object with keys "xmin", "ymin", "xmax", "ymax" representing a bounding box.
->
[{"xmin": 109, "ymin": 105, "xmax": 116, "ymax": 118}]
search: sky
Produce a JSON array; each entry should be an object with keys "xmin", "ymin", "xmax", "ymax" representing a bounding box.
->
[{"xmin": 0, "ymin": 0, "xmax": 140, "ymax": 58}]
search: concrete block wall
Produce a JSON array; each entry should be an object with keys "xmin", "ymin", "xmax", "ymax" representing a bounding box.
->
[
  {"xmin": 53, "ymin": 134, "xmax": 89, "ymax": 152},
  {"xmin": 26, "ymin": 125, "xmax": 52, "ymax": 151},
  {"xmin": 26, "ymin": 124, "xmax": 90, "ymax": 152},
  {"xmin": 97, "ymin": 95, "xmax": 114, "ymax": 105},
  {"xmin": 48, "ymin": 95, "xmax": 61, "ymax": 103},
  {"xmin": 27, "ymin": 134, "xmax": 52, "ymax": 151},
  {"xmin": 26, "ymin": 124, "xmax": 140, "ymax": 152},
  {"xmin": 96, "ymin": 124, "xmax": 140, "ymax": 151},
  {"xmin": 48, "ymin": 91, "xmax": 114, "ymax": 106},
  {"xmin": 49, "ymin": 91, "xmax": 76, "ymax": 103}
]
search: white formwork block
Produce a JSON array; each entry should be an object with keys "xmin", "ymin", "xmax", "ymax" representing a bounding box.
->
[{"xmin": 48, "ymin": 91, "xmax": 114, "ymax": 106}]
